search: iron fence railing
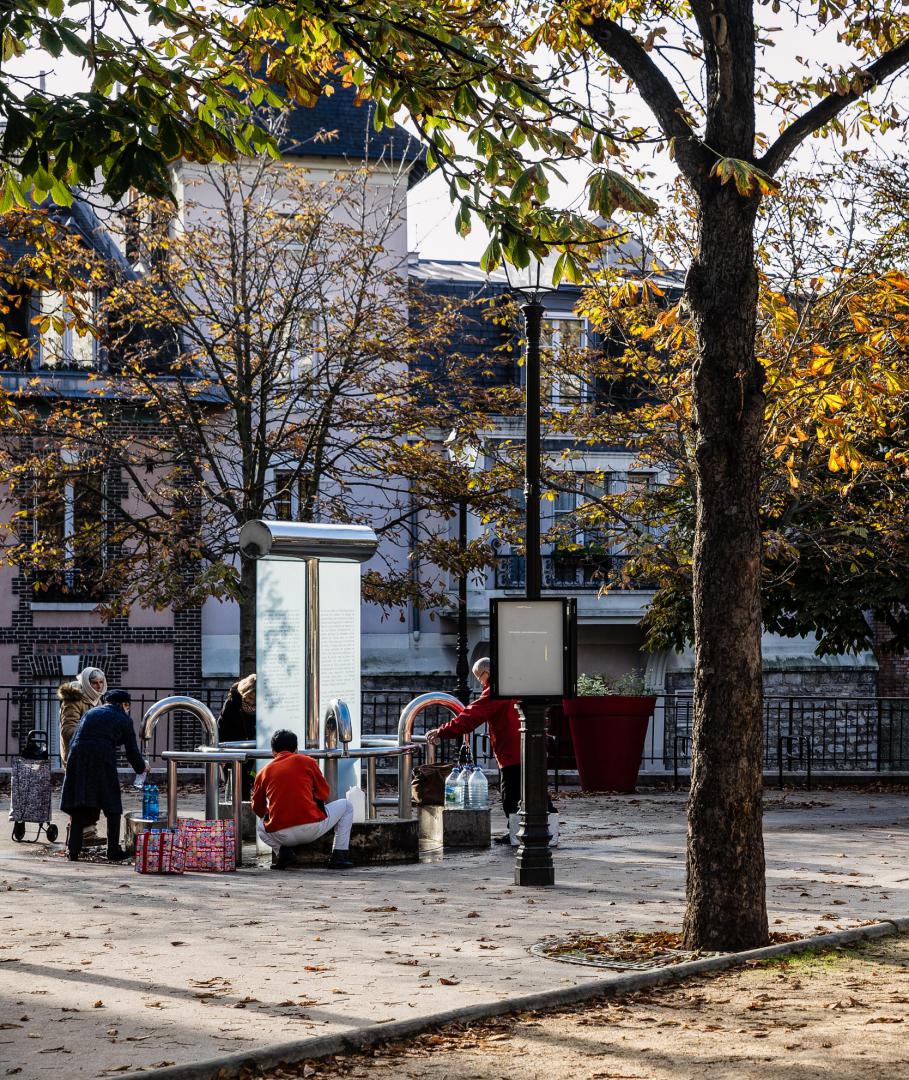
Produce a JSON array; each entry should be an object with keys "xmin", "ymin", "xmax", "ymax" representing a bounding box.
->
[
  {"xmin": 666, "ymin": 695, "xmax": 909, "ymax": 780},
  {"xmin": 0, "ymin": 684, "xmax": 489, "ymax": 771},
  {"xmin": 493, "ymin": 553, "xmax": 646, "ymax": 591},
  {"xmin": 1, "ymin": 684, "xmax": 907, "ymax": 776},
  {"xmin": 0, "ymin": 685, "xmax": 232, "ymax": 770}
]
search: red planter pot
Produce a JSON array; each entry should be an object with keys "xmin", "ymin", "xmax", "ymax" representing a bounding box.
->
[{"xmin": 563, "ymin": 695, "xmax": 656, "ymax": 793}]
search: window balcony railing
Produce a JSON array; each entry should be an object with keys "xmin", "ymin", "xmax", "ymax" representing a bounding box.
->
[
  {"xmin": 29, "ymin": 568, "xmax": 102, "ymax": 603},
  {"xmin": 492, "ymin": 552, "xmax": 651, "ymax": 591}
]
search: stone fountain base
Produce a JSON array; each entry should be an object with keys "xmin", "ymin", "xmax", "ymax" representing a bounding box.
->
[{"xmin": 274, "ymin": 818, "xmax": 419, "ymax": 867}]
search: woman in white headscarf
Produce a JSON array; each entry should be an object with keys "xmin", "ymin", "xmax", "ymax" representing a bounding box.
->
[{"xmin": 58, "ymin": 667, "xmax": 107, "ymax": 767}]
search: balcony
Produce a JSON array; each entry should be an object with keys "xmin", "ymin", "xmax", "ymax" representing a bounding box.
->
[
  {"xmin": 492, "ymin": 552, "xmax": 651, "ymax": 591},
  {"xmin": 29, "ymin": 568, "xmax": 102, "ymax": 604}
]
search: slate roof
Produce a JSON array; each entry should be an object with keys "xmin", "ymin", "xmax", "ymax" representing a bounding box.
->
[
  {"xmin": 280, "ymin": 83, "xmax": 428, "ymax": 187},
  {"xmin": 0, "ymin": 195, "xmax": 132, "ymax": 277}
]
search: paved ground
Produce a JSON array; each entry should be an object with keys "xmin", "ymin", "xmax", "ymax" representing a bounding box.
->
[
  {"xmin": 287, "ymin": 935, "xmax": 909, "ymax": 1080},
  {"xmin": 1, "ymin": 787, "xmax": 908, "ymax": 1078}
]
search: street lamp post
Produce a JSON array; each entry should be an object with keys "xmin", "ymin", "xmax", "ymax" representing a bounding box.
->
[
  {"xmin": 505, "ymin": 253, "xmax": 559, "ymax": 887},
  {"xmin": 445, "ymin": 431, "xmax": 480, "ymax": 707}
]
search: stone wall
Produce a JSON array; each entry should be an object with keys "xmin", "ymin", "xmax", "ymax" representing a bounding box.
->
[{"xmin": 663, "ymin": 662, "xmax": 908, "ymax": 772}]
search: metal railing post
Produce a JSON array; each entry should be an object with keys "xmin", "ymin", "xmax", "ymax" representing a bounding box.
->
[
  {"xmin": 166, "ymin": 758, "xmax": 178, "ymax": 828},
  {"xmin": 231, "ymin": 760, "xmax": 243, "ymax": 866},
  {"xmin": 204, "ymin": 760, "xmax": 219, "ymax": 820},
  {"xmin": 366, "ymin": 756, "xmax": 377, "ymax": 821}
]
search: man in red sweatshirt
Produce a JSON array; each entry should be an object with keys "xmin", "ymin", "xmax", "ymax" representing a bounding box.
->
[
  {"xmin": 425, "ymin": 657, "xmax": 522, "ymax": 845},
  {"xmin": 251, "ymin": 729, "xmax": 354, "ymax": 870}
]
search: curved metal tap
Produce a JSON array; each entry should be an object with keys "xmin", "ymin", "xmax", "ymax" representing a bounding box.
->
[
  {"xmin": 397, "ymin": 692, "xmax": 464, "ymax": 748},
  {"xmin": 323, "ymin": 698, "xmax": 353, "ymax": 755},
  {"xmin": 140, "ymin": 695, "xmax": 219, "ymax": 746},
  {"xmin": 140, "ymin": 696, "xmax": 220, "ymax": 819},
  {"xmin": 322, "ymin": 698, "xmax": 354, "ymax": 801},
  {"xmin": 395, "ymin": 692, "xmax": 465, "ymax": 818}
]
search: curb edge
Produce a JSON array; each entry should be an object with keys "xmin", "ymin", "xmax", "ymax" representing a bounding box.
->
[{"xmin": 121, "ymin": 918, "xmax": 908, "ymax": 1080}]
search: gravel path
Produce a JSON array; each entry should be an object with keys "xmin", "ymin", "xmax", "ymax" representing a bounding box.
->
[
  {"xmin": 1, "ymin": 787, "xmax": 908, "ymax": 1077},
  {"xmin": 280, "ymin": 935, "xmax": 909, "ymax": 1080}
]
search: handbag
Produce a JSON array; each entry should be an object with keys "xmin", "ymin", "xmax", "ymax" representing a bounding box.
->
[
  {"xmin": 411, "ymin": 763, "xmax": 451, "ymax": 807},
  {"xmin": 135, "ymin": 828, "xmax": 185, "ymax": 875},
  {"xmin": 177, "ymin": 818, "xmax": 236, "ymax": 872}
]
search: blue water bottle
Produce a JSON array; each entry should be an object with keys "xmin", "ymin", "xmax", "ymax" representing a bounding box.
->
[{"xmin": 143, "ymin": 781, "xmax": 159, "ymax": 822}]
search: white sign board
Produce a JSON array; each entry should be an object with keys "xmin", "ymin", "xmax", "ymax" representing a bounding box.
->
[
  {"xmin": 319, "ymin": 560, "xmax": 362, "ymax": 792},
  {"xmin": 256, "ymin": 557, "xmax": 307, "ymax": 752},
  {"xmin": 256, "ymin": 556, "xmax": 362, "ymax": 789},
  {"xmin": 495, "ymin": 600, "xmax": 566, "ymax": 698}
]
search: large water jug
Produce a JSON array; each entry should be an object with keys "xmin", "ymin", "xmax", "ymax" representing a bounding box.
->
[
  {"xmin": 444, "ymin": 766, "xmax": 462, "ymax": 808},
  {"xmin": 456, "ymin": 766, "xmax": 471, "ymax": 809},
  {"xmin": 467, "ymin": 767, "xmax": 488, "ymax": 810},
  {"xmin": 346, "ymin": 785, "xmax": 367, "ymax": 823}
]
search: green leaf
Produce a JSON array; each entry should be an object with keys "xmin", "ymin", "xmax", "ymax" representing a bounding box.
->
[
  {"xmin": 587, "ymin": 170, "xmax": 658, "ymax": 217},
  {"xmin": 57, "ymin": 24, "xmax": 93, "ymax": 59},
  {"xmin": 509, "ymin": 165, "xmax": 536, "ymax": 206},
  {"xmin": 710, "ymin": 157, "xmax": 780, "ymax": 197}
]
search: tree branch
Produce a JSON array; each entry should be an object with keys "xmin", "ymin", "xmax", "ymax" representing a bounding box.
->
[
  {"xmin": 759, "ymin": 37, "xmax": 909, "ymax": 177},
  {"xmin": 586, "ymin": 16, "xmax": 708, "ymax": 181}
]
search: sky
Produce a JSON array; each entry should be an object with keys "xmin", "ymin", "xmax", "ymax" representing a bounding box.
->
[{"xmin": 8, "ymin": 7, "xmax": 907, "ymax": 265}]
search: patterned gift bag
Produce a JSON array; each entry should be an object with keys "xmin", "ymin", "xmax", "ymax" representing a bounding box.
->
[
  {"xmin": 177, "ymin": 818, "xmax": 236, "ymax": 872},
  {"xmin": 134, "ymin": 828, "xmax": 185, "ymax": 875}
]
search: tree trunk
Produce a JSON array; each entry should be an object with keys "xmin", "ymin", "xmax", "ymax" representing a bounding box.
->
[
  {"xmin": 239, "ymin": 556, "xmax": 257, "ymax": 677},
  {"xmin": 683, "ymin": 182, "xmax": 769, "ymax": 951}
]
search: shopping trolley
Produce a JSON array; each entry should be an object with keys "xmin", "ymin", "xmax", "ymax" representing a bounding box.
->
[{"xmin": 9, "ymin": 729, "xmax": 58, "ymax": 843}]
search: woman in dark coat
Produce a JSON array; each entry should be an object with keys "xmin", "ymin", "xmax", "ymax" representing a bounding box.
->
[
  {"xmin": 60, "ymin": 689, "xmax": 146, "ymax": 862},
  {"xmin": 217, "ymin": 673, "xmax": 256, "ymax": 798}
]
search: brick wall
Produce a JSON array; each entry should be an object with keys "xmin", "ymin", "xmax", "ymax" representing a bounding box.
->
[{"xmin": 873, "ymin": 617, "xmax": 909, "ymax": 696}]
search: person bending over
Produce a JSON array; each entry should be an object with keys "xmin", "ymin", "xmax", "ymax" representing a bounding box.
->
[
  {"xmin": 60, "ymin": 688, "xmax": 145, "ymax": 862},
  {"xmin": 252, "ymin": 729, "xmax": 354, "ymax": 871},
  {"xmin": 425, "ymin": 657, "xmax": 522, "ymax": 845}
]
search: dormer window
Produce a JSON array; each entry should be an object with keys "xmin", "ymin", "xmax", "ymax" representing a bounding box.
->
[{"xmin": 35, "ymin": 291, "xmax": 99, "ymax": 371}]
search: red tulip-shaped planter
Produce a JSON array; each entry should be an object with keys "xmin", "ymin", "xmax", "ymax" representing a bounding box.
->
[{"xmin": 563, "ymin": 695, "xmax": 656, "ymax": 793}]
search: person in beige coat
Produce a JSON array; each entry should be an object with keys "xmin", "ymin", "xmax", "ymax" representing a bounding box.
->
[
  {"xmin": 58, "ymin": 667, "xmax": 108, "ymax": 846},
  {"xmin": 58, "ymin": 667, "xmax": 107, "ymax": 767}
]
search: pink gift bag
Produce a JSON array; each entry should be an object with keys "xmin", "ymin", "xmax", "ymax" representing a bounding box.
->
[
  {"xmin": 134, "ymin": 828, "xmax": 185, "ymax": 875},
  {"xmin": 177, "ymin": 818, "xmax": 236, "ymax": 872}
]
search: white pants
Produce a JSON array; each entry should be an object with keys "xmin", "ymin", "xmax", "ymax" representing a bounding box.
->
[{"xmin": 256, "ymin": 799, "xmax": 354, "ymax": 853}]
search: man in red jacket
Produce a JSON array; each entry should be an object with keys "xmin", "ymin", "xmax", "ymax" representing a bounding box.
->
[
  {"xmin": 425, "ymin": 657, "xmax": 522, "ymax": 845},
  {"xmin": 251, "ymin": 729, "xmax": 354, "ymax": 870}
]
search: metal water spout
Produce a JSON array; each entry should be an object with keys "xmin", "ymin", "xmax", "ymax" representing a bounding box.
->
[
  {"xmin": 140, "ymin": 696, "xmax": 220, "ymax": 818},
  {"xmin": 140, "ymin": 695, "xmax": 219, "ymax": 745},
  {"xmin": 395, "ymin": 693, "xmax": 464, "ymax": 818},
  {"xmin": 323, "ymin": 699, "xmax": 353, "ymax": 800}
]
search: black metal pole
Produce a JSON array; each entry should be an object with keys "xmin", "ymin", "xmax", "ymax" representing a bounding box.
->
[
  {"xmin": 456, "ymin": 495, "xmax": 470, "ymax": 706},
  {"xmin": 516, "ymin": 296, "xmax": 554, "ymax": 887},
  {"xmin": 523, "ymin": 299, "xmax": 543, "ymax": 602}
]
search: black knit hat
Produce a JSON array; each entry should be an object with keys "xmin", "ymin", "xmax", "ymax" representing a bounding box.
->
[{"xmin": 102, "ymin": 689, "xmax": 132, "ymax": 705}]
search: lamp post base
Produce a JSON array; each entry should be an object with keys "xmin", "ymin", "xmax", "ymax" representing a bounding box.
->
[{"xmin": 515, "ymin": 698, "xmax": 554, "ymax": 887}]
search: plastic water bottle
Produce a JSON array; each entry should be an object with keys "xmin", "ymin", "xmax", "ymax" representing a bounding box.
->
[
  {"xmin": 468, "ymin": 767, "xmax": 488, "ymax": 810},
  {"xmin": 444, "ymin": 765, "xmax": 462, "ymax": 808},
  {"xmin": 142, "ymin": 781, "xmax": 159, "ymax": 822},
  {"xmin": 346, "ymin": 785, "xmax": 367, "ymax": 824},
  {"xmin": 456, "ymin": 765, "xmax": 471, "ymax": 809}
]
